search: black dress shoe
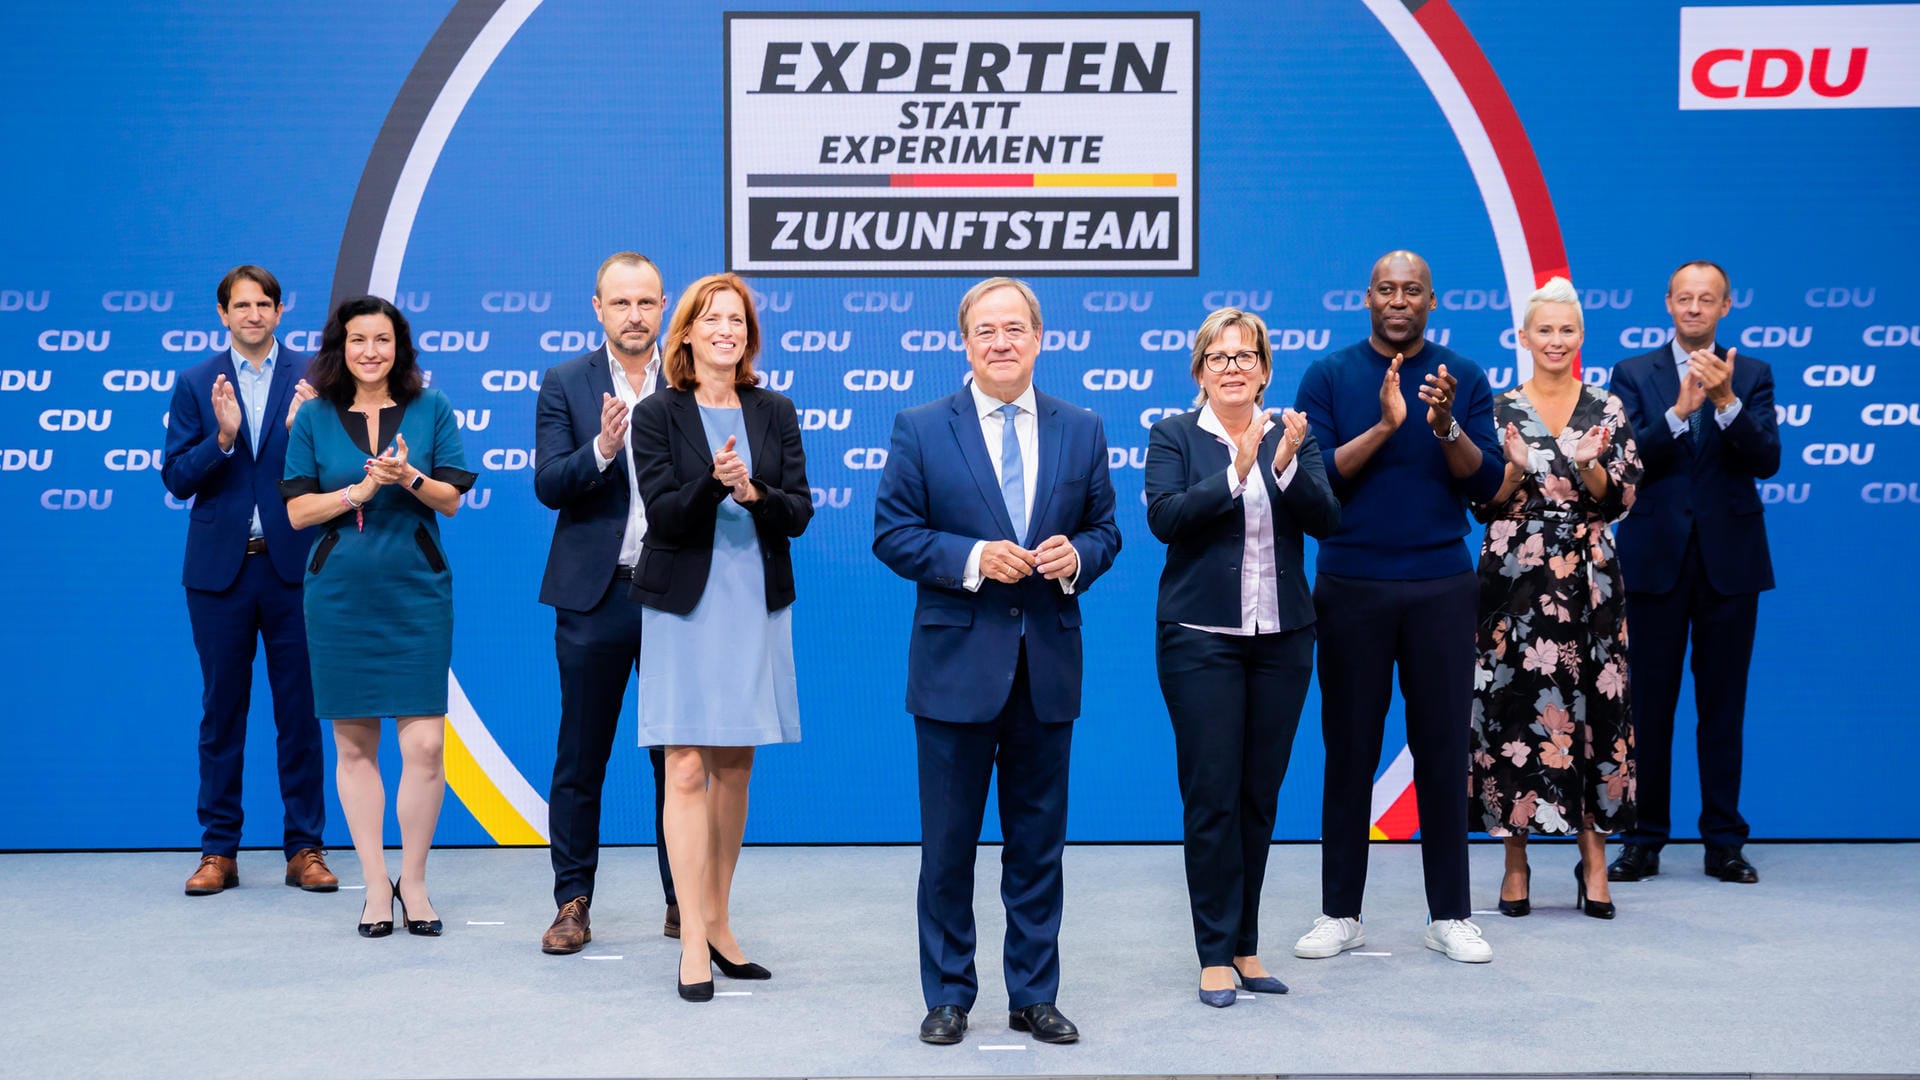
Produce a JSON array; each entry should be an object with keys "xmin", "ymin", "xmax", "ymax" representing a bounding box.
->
[
  {"xmin": 1575, "ymin": 861, "xmax": 1616, "ymax": 919},
  {"xmin": 1498, "ymin": 864, "xmax": 1531, "ymax": 917},
  {"xmin": 1607, "ymin": 845, "xmax": 1661, "ymax": 881},
  {"xmin": 1705, "ymin": 847, "xmax": 1759, "ymax": 883},
  {"xmin": 918, "ymin": 1005, "xmax": 967, "ymax": 1044},
  {"xmin": 709, "ymin": 943, "xmax": 771, "ymax": 980},
  {"xmin": 1009, "ymin": 1003, "xmax": 1079, "ymax": 1044}
]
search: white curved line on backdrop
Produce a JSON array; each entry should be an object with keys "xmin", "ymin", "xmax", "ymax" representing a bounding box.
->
[
  {"xmin": 372, "ymin": 0, "xmax": 551, "ymax": 839},
  {"xmin": 1361, "ymin": 0, "xmax": 1537, "ymax": 378},
  {"xmin": 370, "ymin": 0, "xmax": 545, "ymax": 300}
]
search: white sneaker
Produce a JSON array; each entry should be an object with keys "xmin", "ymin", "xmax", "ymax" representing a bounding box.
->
[
  {"xmin": 1293, "ymin": 915, "xmax": 1365, "ymax": 959},
  {"xmin": 1424, "ymin": 918, "xmax": 1493, "ymax": 963}
]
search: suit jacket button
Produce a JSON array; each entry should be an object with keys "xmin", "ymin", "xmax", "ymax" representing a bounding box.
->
[{"xmin": 1009, "ymin": 607, "xmax": 1021, "ymax": 617}]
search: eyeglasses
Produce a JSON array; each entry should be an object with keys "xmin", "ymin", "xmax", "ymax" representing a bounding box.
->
[
  {"xmin": 1202, "ymin": 350, "xmax": 1261, "ymax": 372},
  {"xmin": 969, "ymin": 323, "xmax": 1031, "ymax": 345}
]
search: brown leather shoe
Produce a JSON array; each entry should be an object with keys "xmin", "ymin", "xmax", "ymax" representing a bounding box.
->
[
  {"xmin": 542, "ymin": 897, "xmax": 591, "ymax": 954},
  {"xmin": 284, "ymin": 848, "xmax": 339, "ymax": 891},
  {"xmin": 185, "ymin": 854, "xmax": 238, "ymax": 895},
  {"xmin": 664, "ymin": 901, "xmax": 680, "ymax": 939}
]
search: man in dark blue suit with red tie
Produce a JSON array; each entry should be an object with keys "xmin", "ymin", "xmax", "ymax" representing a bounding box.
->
[
  {"xmin": 1608, "ymin": 260, "xmax": 1781, "ymax": 885},
  {"xmin": 875, "ymin": 277, "xmax": 1121, "ymax": 1047},
  {"xmin": 161, "ymin": 265, "xmax": 334, "ymax": 896}
]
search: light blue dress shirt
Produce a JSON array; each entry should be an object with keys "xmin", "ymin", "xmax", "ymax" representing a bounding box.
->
[{"xmin": 219, "ymin": 338, "xmax": 278, "ymax": 540}]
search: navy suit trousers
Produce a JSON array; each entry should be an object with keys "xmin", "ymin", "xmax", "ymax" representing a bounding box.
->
[
  {"xmin": 1624, "ymin": 532, "xmax": 1758, "ymax": 851},
  {"xmin": 1313, "ymin": 571, "xmax": 1476, "ymax": 921},
  {"xmin": 915, "ymin": 644, "xmax": 1074, "ymax": 1011},
  {"xmin": 550, "ymin": 579, "xmax": 674, "ymax": 908},
  {"xmin": 184, "ymin": 551, "xmax": 325, "ymax": 858}
]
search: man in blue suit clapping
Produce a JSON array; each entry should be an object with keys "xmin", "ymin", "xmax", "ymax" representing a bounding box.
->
[
  {"xmin": 874, "ymin": 277, "xmax": 1121, "ymax": 1047},
  {"xmin": 161, "ymin": 265, "xmax": 334, "ymax": 897}
]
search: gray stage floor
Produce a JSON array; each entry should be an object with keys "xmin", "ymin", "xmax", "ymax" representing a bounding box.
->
[{"xmin": 0, "ymin": 843, "xmax": 1913, "ymax": 1079}]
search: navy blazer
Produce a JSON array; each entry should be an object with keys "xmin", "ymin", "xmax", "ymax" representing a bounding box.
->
[
  {"xmin": 161, "ymin": 345, "xmax": 314, "ymax": 590},
  {"xmin": 873, "ymin": 387, "xmax": 1122, "ymax": 725},
  {"xmin": 1145, "ymin": 409, "xmax": 1341, "ymax": 628},
  {"xmin": 1610, "ymin": 343, "xmax": 1781, "ymax": 595},
  {"xmin": 533, "ymin": 348, "xmax": 653, "ymax": 611},
  {"xmin": 628, "ymin": 384, "xmax": 812, "ymax": 616}
]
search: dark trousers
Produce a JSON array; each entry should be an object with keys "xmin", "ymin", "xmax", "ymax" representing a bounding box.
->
[
  {"xmin": 915, "ymin": 645, "xmax": 1074, "ymax": 1011},
  {"xmin": 1157, "ymin": 622, "xmax": 1314, "ymax": 966},
  {"xmin": 549, "ymin": 580, "xmax": 673, "ymax": 908},
  {"xmin": 1624, "ymin": 533, "xmax": 1758, "ymax": 852},
  {"xmin": 1314, "ymin": 571, "xmax": 1476, "ymax": 921},
  {"xmin": 184, "ymin": 551, "xmax": 326, "ymax": 859}
]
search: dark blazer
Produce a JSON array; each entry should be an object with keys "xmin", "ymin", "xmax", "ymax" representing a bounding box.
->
[
  {"xmin": 873, "ymin": 387, "xmax": 1123, "ymax": 725},
  {"xmin": 1611, "ymin": 343, "xmax": 1780, "ymax": 595},
  {"xmin": 161, "ymin": 345, "xmax": 314, "ymax": 590},
  {"xmin": 627, "ymin": 384, "xmax": 812, "ymax": 615},
  {"xmin": 533, "ymin": 347, "xmax": 655, "ymax": 611},
  {"xmin": 1145, "ymin": 408, "xmax": 1341, "ymax": 627}
]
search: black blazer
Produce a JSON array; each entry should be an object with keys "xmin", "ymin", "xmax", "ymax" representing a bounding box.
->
[
  {"xmin": 1610, "ymin": 343, "xmax": 1780, "ymax": 595},
  {"xmin": 628, "ymin": 384, "xmax": 812, "ymax": 615},
  {"xmin": 1145, "ymin": 408, "xmax": 1341, "ymax": 628}
]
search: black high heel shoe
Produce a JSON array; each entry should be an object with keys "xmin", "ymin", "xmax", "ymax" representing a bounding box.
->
[
  {"xmin": 1498, "ymin": 864, "xmax": 1532, "ymax": 917},
  {"xmin": 398, "ymin": 880, "xmax": 443, "ymax": 936},
  {"xmin": 708, "ymin": 943, "xmax": 772, "ymax": 980},
  {"xmin": 1575, "ymin": 861, "xmax": 1616, "ymax": 919},
  {"xmin": 358, "ymin": 880, "xmax": 395, "ymax": 938},
  {"xmin": 678, "ymin": 956, "xmax": 715, "ymax": 1002}
]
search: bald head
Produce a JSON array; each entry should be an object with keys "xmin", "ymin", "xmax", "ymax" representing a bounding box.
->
[
  {"xmin": 1365, "ymin": 250, "xmax": 1437, "ymax": 354},
  {"xmin": 1371, "ymin": 250, "xmax": 1432, "ymax": 290}
]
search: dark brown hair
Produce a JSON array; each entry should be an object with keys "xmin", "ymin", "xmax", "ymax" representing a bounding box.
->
[
  {"xmin": 307, "ymin": 296, "xmax": 423, "ymax": 406},
  {"xmin": 217, "ymin": 265, "xmax": 282, "ymax": 309}
]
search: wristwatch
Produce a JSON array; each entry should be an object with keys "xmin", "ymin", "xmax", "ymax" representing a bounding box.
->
[
  {"xmin": 408, "ymin": 471, "xmax": 426, "ymax": 492},
  {"xmin": 1435, "ymin": 418, "xmax": 1462, "ymax": 443}
]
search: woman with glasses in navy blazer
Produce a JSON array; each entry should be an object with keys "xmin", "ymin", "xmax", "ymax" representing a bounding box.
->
[{"xmin": 1145, "ymin": 307, "xmax": 1341, "ymax": 1008}]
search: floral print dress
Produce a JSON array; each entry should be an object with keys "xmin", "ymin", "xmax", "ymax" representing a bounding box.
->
[{"xmin": 1469, "ymin": 384, "xmax": 1643, "ymax": 836}]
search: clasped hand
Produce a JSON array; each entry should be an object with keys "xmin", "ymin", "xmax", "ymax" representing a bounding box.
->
[
  {"xmin": 364, "ymin": 433, "xmax": 414, "ymax": 488},
  {"xmin": 1676, "ymin": 346, "xmax": 1736, "ymax": 418},
  {"xmin": 981, "ymin": 535, "xmax": 1077, "ymax": 585},
  {"xmin": 711, "ymin": 435, "xmax": 759, "ymax": 504}
]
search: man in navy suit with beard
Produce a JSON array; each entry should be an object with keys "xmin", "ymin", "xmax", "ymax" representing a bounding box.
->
[
  {"xmin": 162, "ymin": 264, "xmax": 335, "ymax": 896},
  {"xmin": 875, "ymin": 277, "xmax": 1121, "ymax": 1046},
  {"xmin": 1608, "ymin": 260, "xmax": 1781, "ymax": 885},
  {"xmin": 534, "ymin": 252, "xmax": 679, "ymax": 952}
]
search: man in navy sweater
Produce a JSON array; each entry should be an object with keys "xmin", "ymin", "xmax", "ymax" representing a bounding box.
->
[{"xmin": 1291, "ymin": 251, "xmax": 1503, "ymax": 963}]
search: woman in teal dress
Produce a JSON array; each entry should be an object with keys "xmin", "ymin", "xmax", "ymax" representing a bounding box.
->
[
  {"xmin": 629, "ymin": 272, "xmax": 812, "ymax": 1000},
  {"xmin": 282, "ymin": 295, "xmax": 475, "ymax": 938}
]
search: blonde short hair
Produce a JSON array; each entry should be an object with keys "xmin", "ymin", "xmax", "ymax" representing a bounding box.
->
[
  {"xmin": 1522, "ymin": 276, "xmax": 1583, "ymax": 331},
  {"xmin": 1189, "ymin": 307, "xmax": 1273, "ymax": 408}
]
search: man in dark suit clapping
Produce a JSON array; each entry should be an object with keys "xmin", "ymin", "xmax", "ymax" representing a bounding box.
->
[
  {"xmin": 1608, "ymin": 260, "xmax": 1781, "ymax": 885},
  {"xmin": 162, "ymin": 265, "xmax": 334, "ymax": 896},
  {"xmin": 874, "ymin": 277, "xmax": 1121, "ymax": 1046},
  {"xmin": 534, "ymin": 252, "xmax": 678, "ymax": 952}
]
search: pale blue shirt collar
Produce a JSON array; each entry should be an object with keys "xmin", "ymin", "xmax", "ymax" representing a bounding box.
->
[
  {"xmin": 230, "ymin": 337, "xmax": 279, "ymax": 377},
  {"xmin": 970, "ymin": 379, "xmax": 1037, "ymax": 420},
  {"xmin": 1670, "ymin": 338, "xmax": 1706, "ymax": 370}
]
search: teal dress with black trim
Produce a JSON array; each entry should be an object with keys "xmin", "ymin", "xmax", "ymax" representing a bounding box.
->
[{"xmin": 281, "ymin": 389, "xmax": 475, "ymax": 719}]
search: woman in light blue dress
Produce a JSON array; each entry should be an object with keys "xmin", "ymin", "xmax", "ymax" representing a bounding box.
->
[{"xmin": 628, "ymin": 273, "xmax": 812, "ymax": 1001}]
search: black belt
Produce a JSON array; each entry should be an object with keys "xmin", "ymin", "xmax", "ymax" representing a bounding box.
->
[
  {"xmin": 245, "ymin": 537, "xmax": 268, "ymax": 555},
  {"xmin": 613, "ymin": 564, "xmax": 636, "ymax": 581}
]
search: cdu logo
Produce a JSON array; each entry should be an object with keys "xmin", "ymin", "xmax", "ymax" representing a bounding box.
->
[
  {"xmin": 1202, "ymin": 290, "xmax": 1272, "ymax": 312},
  {"xmin": 1083, "ymin": 290, "xmax": 1152, "ymax": 313},
  {"xmin": 810, "ymin": 486, "xmax": 853, "ymax": 509},
  {"xmin": 41, "ymin": 489, "xmax": 113, "ymax": 510},
  {"xmin": 101, "ymin": 290, "xmax": 175, "ymax": 312},
  {"xmin": 37, "ymin": 330, "xmax": 110, "ymax": 352},
  {"xmin": 417, "ymin": 330, "xmax": 490, "ymax": 353},
  {"xmin": 481, "ymin": 291, "xmax": 552, "ymax": 313},
  {"xmin": 39, "ymin": 408, "xmax": 112, "ymax": 432},
  {"xmin": 102, "ymin": 370, "xmax": 175, "ymax": 392},
  {"xmin": 1, "ymin": 370, "xmax": 52, "ymax": 392},
  {"xmin": 0, "ymin": 290, "xmax": 51, "ymax": 312},
  {"xmin": 0, "ymin": 449, "xmax": 53, "ymax": 471},
  {"xmin": 843, "ymin": 291, "xmax": 912, "ymax": 313}
]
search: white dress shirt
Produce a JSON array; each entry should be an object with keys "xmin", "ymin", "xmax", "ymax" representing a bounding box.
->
[
  {"xmin": 1663, "ymin": 339, "xmax": 1742, "ymax": 438},
  {"xmin": 590, "ymin": 345, "xmax": 660, "ymax": 567},
  {"xmin": 1180, "ymin": 405, "xmax": 1298, "ymax": 636},
  {"xmin": 218, "ymin": 339, "xmax": 277, "ymax": 540},
  {"xmin": 961, "ymin": 381, "xmax": 1077, "ymax": 594}
]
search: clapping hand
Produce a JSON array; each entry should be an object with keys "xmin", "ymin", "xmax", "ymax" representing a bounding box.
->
[
  {"xmin": 712, "ymin": 435, "xmax": 758, "ymax": 503},
  {"xmin": 365, "ymin": 433, "xmax": 412, "ymax": 486},
  {"xmin": 1503, "ymin": 422, "xmax": 1531, "ymax": 471},
  {"xmin": 1419, "ymin": 362, "xmax": 1458, "ymax": 435},
  {"xmin": 1687, "ymin": 346, "xmax": 1736, "ymax": 408},
  {"xmin": 1378, "ymin": 352, "xmax": 1407, "ymax": 431},
  {"xmin": 1271, "ymin": 409, "xmax": 1309, "ymax": 474},
  {"xmin": 595, "ymin": 392, "xmax": 630, "ymax": 460},
  {"xmin": 284, "ymin": 379, "xmax": 317, "ymax": 430},
  {"xmin": 1571, "ymin": 424, "xmax": 1612, "ymax": 469},
  {"xmin": 211, "ymin": 374, "xmax": 242, "ymax": 449},
  {"xmin": 1231, "ymin": 414, "xmax": 1264, "ymax": 482}
]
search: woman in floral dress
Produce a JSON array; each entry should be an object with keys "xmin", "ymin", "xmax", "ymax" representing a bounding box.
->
[{"xmin": 1470, "ymin": 277, "xmax": 1642, "ymax": 920}]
